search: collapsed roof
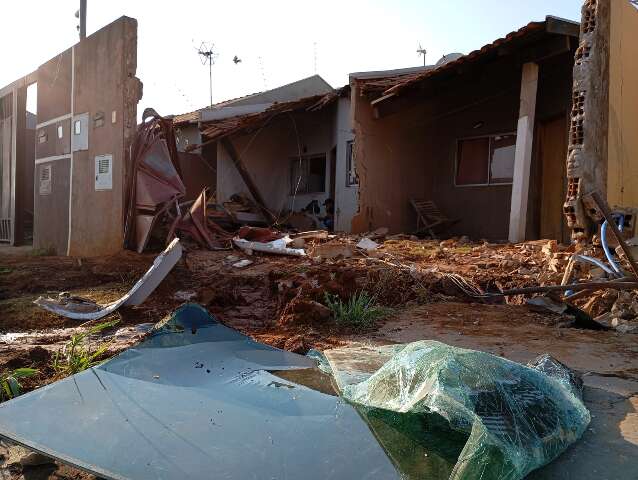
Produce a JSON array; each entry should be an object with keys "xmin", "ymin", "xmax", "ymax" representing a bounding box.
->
[{"xmin": 186, "ymin": 86, "xmax": 349, "ymax": 150}]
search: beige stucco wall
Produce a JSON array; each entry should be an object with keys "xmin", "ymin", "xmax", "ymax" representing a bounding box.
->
[
  {"xmin": 607, "ymin": 0, "xmax": 638, "ymax": 208},
  {"xmin": 352, "ymin": 51, "xmax": 573, "ymax": 240},
  {"xmin": 33, "ymin": 17, "xmax": 140, "ymax": 256}
]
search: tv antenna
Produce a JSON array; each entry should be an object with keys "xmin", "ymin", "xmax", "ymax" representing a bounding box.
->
[
  {"xmin": 197, "ymin": 42, "xmax": 218, "ymax": 108},
  {"xmin": 417, "ymin": 43, "xmax": 427, "ymax": 66}
]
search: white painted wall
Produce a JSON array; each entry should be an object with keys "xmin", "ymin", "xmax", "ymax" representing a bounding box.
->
[
  {"xmin": 333, "ymin": 96, "xmax": 357, "ymax": 232},
  {"xmin": 216, "ymin": 108, "xmax": 335, "ymax": 218},
  {"xmin": 175, "ymin": 124, "xmax": 201, "ymax": 152}
]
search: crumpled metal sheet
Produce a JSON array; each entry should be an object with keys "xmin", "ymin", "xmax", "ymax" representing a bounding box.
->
[
  {"xmin": 171, "ymin": 189, "xmax": 231, "ymax": 250},
  {"xmin": 33, "ymin": 239, "xmax": 182, "ymax": 320},
  {"xmin": 0, "ymin": 305, "xmax": 404, "ymax": 480},
  {"xmin": 125, "ymin": 109, "xmax": 186, "ymax": 253}
]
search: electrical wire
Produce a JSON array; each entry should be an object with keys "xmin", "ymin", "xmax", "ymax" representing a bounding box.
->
[{"xmin": 601, "ymin": 220, "xmax": 622, "ymax": 274}]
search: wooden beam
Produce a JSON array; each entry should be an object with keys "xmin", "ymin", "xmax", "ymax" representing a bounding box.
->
[
  {"xmin": 545, "ymin": 16, "xmax": 580, "ymax": 38},
  {"xmin": 508, "ymin": 62, "xmax": 539, "ymax": 243},
  {"xmin": 373, "ymin": 33, "xmax": 572, "ymax": 120},
  {"xmin": 220, "ymin": 137, "xmax": 277, "ymax": 225},
  {"xmin": 517, "ymin": 35, "xmax": 572, "ymax": 65}
]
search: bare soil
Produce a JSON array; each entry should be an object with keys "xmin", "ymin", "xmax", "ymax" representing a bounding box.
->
[{"xmin": 0, "ymin": 238, "xmax": 636, "ymax": 479}]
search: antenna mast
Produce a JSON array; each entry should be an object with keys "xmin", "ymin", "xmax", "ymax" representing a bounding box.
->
[
  {"xmin": 197, "ymin": 42, "xmax": 218, "ymax": 108},
  {"xmin": 417, "ymin": 43, "xmax": 427, "ymax": 66}
]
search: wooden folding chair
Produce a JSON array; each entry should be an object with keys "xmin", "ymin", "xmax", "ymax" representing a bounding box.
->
[{"xmin": 410, "ymin": 199, "xmax": 459, "ymax": 238}]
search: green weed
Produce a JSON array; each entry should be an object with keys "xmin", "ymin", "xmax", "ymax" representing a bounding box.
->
[
  {"xmin": 1, "ymin": 368, "xmax": 38, "ymax": 401},
  {"xmin": 53, "ymin": 320, "xmax": 119, "ymax": 376},
  {"xmin": 323, "ymin": 291, "xmax": 387, "ymax": 330}
]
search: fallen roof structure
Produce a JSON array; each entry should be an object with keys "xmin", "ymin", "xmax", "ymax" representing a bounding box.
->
[{"xmin": 188, "ymin": 88, "xmax": 345, "ymax": 149}]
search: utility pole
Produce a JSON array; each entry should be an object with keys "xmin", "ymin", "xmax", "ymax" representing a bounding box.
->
[
  {"xmin": 79, "ymin": 0, "xmax": 87, "ymax": 40},
  {"xmin": 197, "ymin": 42, "xmax": 217, "ymax": 108}
]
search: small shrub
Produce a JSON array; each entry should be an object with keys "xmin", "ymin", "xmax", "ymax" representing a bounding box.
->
[
  {"xmin": 1, "ymin": 368, "xmax": 38, "ymax": 401},
  {"xmin": 53, "ymin": 320, "xmax": 119, "ymax": 376},
  {"xmin": 323, "ymin": 291, "xmax": 387, "ymax": 330}
]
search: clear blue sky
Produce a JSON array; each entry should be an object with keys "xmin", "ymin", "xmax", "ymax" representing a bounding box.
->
[{"xmin": 2, "ymin": 0, "xmax": 583, "ymax": 116}]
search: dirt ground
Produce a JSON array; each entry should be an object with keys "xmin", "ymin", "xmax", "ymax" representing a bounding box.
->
[{"xmin": 0, "ymin": 237, "xmax": 636, "ymax": 479}]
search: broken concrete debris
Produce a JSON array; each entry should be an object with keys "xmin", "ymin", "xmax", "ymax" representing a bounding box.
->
[
  {"xmin": 232, "ymin": 259, "xmax": 253, "ymax": 268},
  {"xmin": 356, "ymin": 237, "xmax": 380, "ymax": 252}
]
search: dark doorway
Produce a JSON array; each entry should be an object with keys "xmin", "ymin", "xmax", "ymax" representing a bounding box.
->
[{"xmin": 538, "ymin": 114, "xmax": 569, "ymax": 243}]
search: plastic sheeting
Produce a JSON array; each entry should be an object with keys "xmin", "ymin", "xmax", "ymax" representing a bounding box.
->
[
  {"xmin": 0, "ymin": 305, "xmax": 407, "ymax": 479},
  {"xmin": 337, "ymin": 341, "xmax": 590, "ymax": 480}
]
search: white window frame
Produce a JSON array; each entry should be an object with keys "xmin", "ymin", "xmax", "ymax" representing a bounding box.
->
[
  {"xmin": 290, "ymin": 154, "xmax": 327, "ymax": 195},
  {"xmin": 454, "ymin": 132, "xmax": 516, "ymax": 187}
]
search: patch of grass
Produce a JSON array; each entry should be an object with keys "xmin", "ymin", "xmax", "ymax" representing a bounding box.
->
[
  {"xmin": 323, "ymin": 291, "xmax": 387, "ymax": 330},
  {"xmin": 450, "ymin": 245, "xmax": 473, "ymax": 254},
  {"xmin": 29, "ymin": 246, "xmax": 56, "ymax": 257},
  {"xmin": 1, "ymin": 368, "xmax": 38, "ymax": 401},
  {"xmin": 53, "ymin": 320, "xmax": 119, "ymax": 376},
  {"xmin": 0, "ymin": 267, "xmax": 12, "ymax": 274}
]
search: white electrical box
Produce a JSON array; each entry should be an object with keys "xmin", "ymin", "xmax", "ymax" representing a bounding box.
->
[
  {"xmin": 71, "ymin": 112, "xmax": 89, "ymax": 152},
  {"xmin": 95, "ymin": 154, "xmax": 113, "ymax": 191}
]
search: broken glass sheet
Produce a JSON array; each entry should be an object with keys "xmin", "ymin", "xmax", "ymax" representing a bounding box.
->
[
  {"xmin": 324, "ymin": 341, "xmax": 591, "ymax": 480},
  {"xmin": 0, "ymin": 304, "xmax": 419, "ymax": 480}
]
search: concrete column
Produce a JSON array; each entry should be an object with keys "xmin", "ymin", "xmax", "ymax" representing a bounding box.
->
[
  {"xmin": 12, "ymin": 86, "xmax": 27, "ymax": 245},
  {"xmin": 508, "ymin": 62, "xmax": 539, "ymax": 243},
  {"xmin": 9, "ymin": 86, "xmax": 27, "ymax": 245}
]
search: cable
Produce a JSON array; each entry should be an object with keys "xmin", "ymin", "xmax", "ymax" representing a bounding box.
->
[
  {"xmin": 573, "ymin": 254, "xmax": 617, "ymax": 276},
  {"xmin": 601, "ymin": 220, "xmax": 622, "ymax": 274}
]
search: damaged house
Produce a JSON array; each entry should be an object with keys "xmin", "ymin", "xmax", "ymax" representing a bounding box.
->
[
  {"xmin": 167, "ymin": 76, "xmax": 339, "ymax": 206},
  {"xmin": 173, "ymin": 75, "xmax": 359, "ymax": 231},
  {"xmin": 350, "ymin": 5, "xmax": 638, "ymax": 243},
  {"xmin": 350, "ymin": 16, "xmax": 581, "ymax": 242}
]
